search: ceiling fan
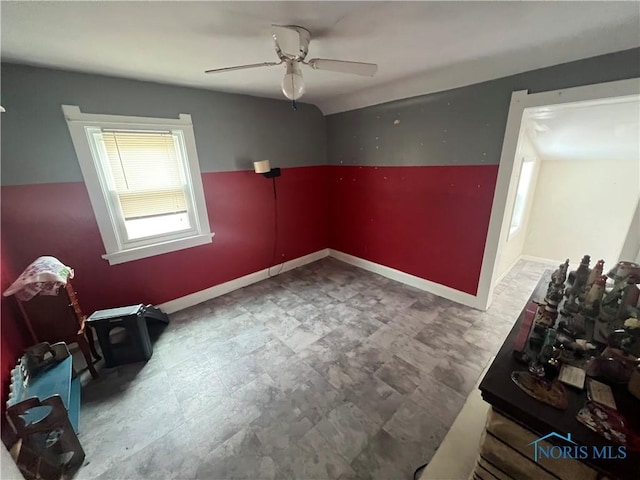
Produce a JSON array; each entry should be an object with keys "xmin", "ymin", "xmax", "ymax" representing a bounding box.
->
[{"xmin": 205, "ymin": 25, "xmax": 378, "ymax": 103}]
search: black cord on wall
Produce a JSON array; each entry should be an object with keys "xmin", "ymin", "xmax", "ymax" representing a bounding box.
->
[{"xmin": 267, "ymin": 177, "xmax": 284, "ymax": 277}]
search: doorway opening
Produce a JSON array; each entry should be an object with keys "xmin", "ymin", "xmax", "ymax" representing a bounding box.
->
[{"xmin": 476, "ymin": 78, "xmax": 640, "ymax": 310}]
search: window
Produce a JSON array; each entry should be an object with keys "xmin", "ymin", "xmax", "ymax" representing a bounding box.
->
[
  {"xmin": 509, "ymin": 157, "xmax": 536, "ymax": 239},
  {"xmin": 63, "ymin": 105, "xmax": 212, "ymax": 265}
]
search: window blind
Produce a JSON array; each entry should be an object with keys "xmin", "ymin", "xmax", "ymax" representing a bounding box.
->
[{"xmin": 101, "ymin": 131, "xmax": 188, "ymax": 220}]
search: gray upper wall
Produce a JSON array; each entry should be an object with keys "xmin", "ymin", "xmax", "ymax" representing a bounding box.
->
[
  {"xmin": 1, "ymin": 64, "xmax": 326, "ymax": 186},
  {"xmin": 327, "ymin": 48, "xmax": 640, "ymax": 167},
  {"xmin": 2, "ymin": 48, "xmax": 639, "ymax": 185}
]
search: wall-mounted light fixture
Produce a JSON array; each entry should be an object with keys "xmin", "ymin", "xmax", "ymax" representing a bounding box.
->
[
  {"xmin": 253, "ymin": 160, "xmax": 281, "ymax": 178},
  {"xmin": 0, "ymin": 106, "xmax": 5, "ymax": 113},
  {"xmin": 253, "ymin": 159, "xmax": 283, "ymax": 277}
]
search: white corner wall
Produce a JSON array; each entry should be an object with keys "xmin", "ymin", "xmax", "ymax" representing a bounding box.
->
[
  {"xmin": 495, "ymin": 133, "xmax": 541, "ymax": 279},
  {"xmin": 523, "ymin": 158, "xmax": 640, "ymax": 265},
  {"xmin": 618, "ymin": 198, "xmax": 640, "ymax": 263}
]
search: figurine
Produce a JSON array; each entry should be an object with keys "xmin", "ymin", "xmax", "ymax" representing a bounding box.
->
[
  {"xmin": 546, "ymin": 284, "xmax": 563, "ymax": 310},
  {"xmin": 538, "ymin": 328, "xmax": 560, "ymax": 380},
  {"xmin": 607, "ymin": 319, "xmax": 640, "ymax": 357},
  {"xmin": 534, "ymin": 302, "xmax": 557, "ymax": 327},
  {"xmin": 607, "ymin": 261, "xmax": 640, "ymax": 283},
  {"xmin": 558, "ymin": 312, "xmax": 587, "ymax": 337},
  {"xmin": 565, "ymin": 255, "xmax": 591, "ymax": 304},
  {"xmin": 562, "ymin": 289, "xmax": 581, "ymax": 315},
  {"xmin": 547, "ymin": 260, "xmax": 569, "ymax": 310},
  {"xmin": 602, "ymin": 275, "xmax": 640, "ymax": 321},
  {"xmin": 619, "ymin": 280, "xmax": 640, "ymax": 319},
  {"xmin": 559, "ymin": 259, "xmax": 570, "ymax": 283},
  {"xmin": 581, "ymin": 275, "xmax": 607, "ymax": 317},
  {"xmin": 544, "ymin": 260, "xmax": 567, "ymax": 317},
  {"xmin": 551, "ymin": 259, "xmax": 570, "ymax": 286},
  {"xmin": 567, "ymin": 255, "xmax": 591, "ymax": 290},
  {"xmin": 586, "ymin": 260, "xmax": 605, "ymax": 290}
]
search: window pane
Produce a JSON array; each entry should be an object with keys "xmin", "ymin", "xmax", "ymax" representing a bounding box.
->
[
  {"xmin": 125, "ymin": 212, "xmax": 192, "ymax": 240},
  {"xmin": 510, "ymin": 159, "xmax": 535, "ymax": 234},
  {"xmin": 101, "ymin": 131, "xmax": 188, "ymax": 220},
  {"xmin": 118, "ymin": 188, "xmax": 187, "ymax": 220}
]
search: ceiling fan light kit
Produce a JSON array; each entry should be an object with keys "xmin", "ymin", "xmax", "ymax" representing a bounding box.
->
[
  {"xmin": 205, "ymin": 25, "xmax": 377, "ymax": 104},
  {"xmin": 281, "ymin": 62, "xmax": 305, "ymax": 101}
]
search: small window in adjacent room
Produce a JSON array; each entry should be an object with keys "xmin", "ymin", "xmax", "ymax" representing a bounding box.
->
[
  {"xmin": 63, "ymin": 105, "xmax": 213, "ymax": 265},
  {"xmin": 509, "ymin": 157, "xmax": 535, "ymax": 239}
]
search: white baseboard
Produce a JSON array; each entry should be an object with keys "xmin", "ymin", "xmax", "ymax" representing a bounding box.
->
[
  {"xmin": 494, "ymin": 254, "xmax": 559, "ymax": 287},
  {"xmin": 493, "ymin": 256, "xmax": 522, "ymax": 287},
  {"xmin": 158, "ymin": 249, "xmax": 329, "ymax": 313},
  {"xmin": 328, "ymin": 249, "xmax": 484, "ymax": 310},
  {"xmin": 520, "ymin": 254, "xmax": 563, "ymax": 267},
  {"xmin": 158, "ymin": 247, "xmax": 486, "ymax": 314}
]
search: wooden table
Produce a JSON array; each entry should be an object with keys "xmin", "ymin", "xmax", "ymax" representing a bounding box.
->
[{"xmin": 479, "ymin": 272, "xmax": 640, "ymax": 480}]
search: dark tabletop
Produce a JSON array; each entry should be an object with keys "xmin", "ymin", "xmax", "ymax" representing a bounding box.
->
[{"xmin": 479, "ymin": 271, "xmax": 640, "ymax": 480}]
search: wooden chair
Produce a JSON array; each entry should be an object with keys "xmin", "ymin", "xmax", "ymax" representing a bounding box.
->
[{"xmin": 15, "ymin": 280, "xmax": 100, "ymax": 378}]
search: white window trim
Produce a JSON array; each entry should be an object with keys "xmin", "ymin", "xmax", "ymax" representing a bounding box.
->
[{"xmin": 63, "ymin": 105, "xmax": 213, "ymax": 265}]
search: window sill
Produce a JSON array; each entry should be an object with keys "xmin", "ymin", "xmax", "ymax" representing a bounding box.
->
[{"xmin": 102, "ymin": 232, "xmax": 214, "ymax": 265}]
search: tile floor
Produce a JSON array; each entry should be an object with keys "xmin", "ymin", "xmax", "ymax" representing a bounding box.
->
[{"xmin": 74, "ymin": 257, "xmax": 549, "ymax": 480}]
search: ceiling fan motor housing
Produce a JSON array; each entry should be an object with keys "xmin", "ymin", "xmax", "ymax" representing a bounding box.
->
[{"xmin": 273, "ymin": 25, "xmax": 311, "ymax": 62}]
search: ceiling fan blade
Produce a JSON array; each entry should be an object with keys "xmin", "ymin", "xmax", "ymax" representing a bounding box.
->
[
  {"xmin": 307, "ymin": 59, "xmax": 378, "ymax": 77},
  {"xmin": 205, "ymin": 62, "xmax": 280, "ymax": 74}
]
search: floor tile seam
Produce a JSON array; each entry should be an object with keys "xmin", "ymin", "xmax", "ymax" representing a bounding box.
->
[
  {"xmin": 430, "ymin": 364, "xmax": 485, "ymax": 399},
  {"xmin": 313, "ymin": 412, "xmax": 383, "ymax": 468},
  {"xmin": 298, "ymin": 357, "xmax": 363, "ymax": 405},
  {"xmin": 297, "ymin": 425, "xmax": 362, "ymax": 476},
  {"xmin": 170, "ymin": 361, "xmax": 235, "ymax": 411},
  {"xmin": 81, "ymin": 412, "xmax": 187, "ymax": 479},
  {"xmin": 431, "ymin": 351, "xmax": 486, "ymax": 381},
  {"xmin": 217, "ymin": 362, "xmax": 269, "ymax": 396},
  {"xmin": 409, "ymin": 370, "xmax": 469, "ymax": 404},
  {"xmin": 160, "ymin": 346, "xmax": 222, "ymax": 376},
  {"xmin": 258, "ymin": 358, "xmax": 315, "ymax": 398},
  {"xmin": 380, "ymin": 397, "xmax": 451, "ymax": 443},
  {"xmin": 427, "ymin": 341, "xmax": 494, "ymax": 367},
  {"xmin": 336, "ymin": 395, "xmax": 388, "ymax": 439},
  {"xmin": 409, "ymin": 328, "xmax": 465, "ymax": 350},
  {"xmin": 250, "ymin": 423, "xmax": 318, "ymax": 477},
  {"xmin": 314, "ymin": 329, "xmax": 365, "ymax": 353},
  {"xmin": 93, "ymin": 369, "xmax": 174, "ymax": 408}
]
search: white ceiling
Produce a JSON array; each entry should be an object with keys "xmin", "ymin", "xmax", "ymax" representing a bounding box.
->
[
  {"xmin": 2, "ymin": 1, "xmax": 639, "ymax": 114},
  {"xmin": 524, "ymin": 97, "xmax": 640, "ymax": 162}
]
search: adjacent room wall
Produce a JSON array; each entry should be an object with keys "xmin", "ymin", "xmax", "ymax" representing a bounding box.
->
[
  {"xmin": 619, "ymin": 198, "xmax": 640, "ymax": 263},
  {"xmin": 495, "ymin": 133, "xmax": 541, "ymax": 280},
  {"xmin": 326, "ymin": 48, "xmax": 640, "ymax": 295},
  {"xmin": 523, "ymin": 158, "xmax": 640, "ymax": 265},
  {"xmin": 1, "ymin": 63, "xmax": 328, "ymax": 318}
]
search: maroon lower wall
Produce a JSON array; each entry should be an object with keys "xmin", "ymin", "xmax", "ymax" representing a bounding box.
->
[
  {"xmin": 1, "ymin": 241, "xmax": 31, "ymax": 423},
  {"xmin": 1, "ymin": 166, "xmax": 329, "ymax": 316},
  {"xmin": 328, "ymin": 165, "xmax": 498, "ymax": 295}
]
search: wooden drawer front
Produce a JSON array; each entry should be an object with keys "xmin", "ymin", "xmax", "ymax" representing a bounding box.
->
[
  {"xmin": 477, "ymin": 409, "xmax": 599, "ymax": 480},
  {"xmin": 479, "ymin": 430, "xmax": 558, "ymax": 480}
]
